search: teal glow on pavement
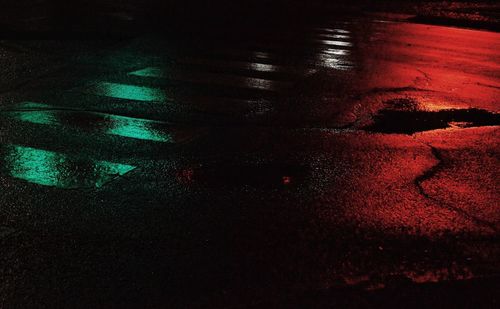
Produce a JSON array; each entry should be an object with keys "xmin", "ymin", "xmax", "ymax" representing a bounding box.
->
[
  {"xmin": 88, "ymin": 82, "xmax": 167, "ymax": 102},
  {"xmin": 4, "ymin": 145, "xmax": 136, "ymax": 188},
  {"xmin": 6, "ymin": 145, "xmax": 61, "ymax": 187},
  {"xmin": 129, "ymin": 67, "xmax": 165, "ymax": 78},
  {"xmin": 91, "ymin": 160, "xmax": 137, "ymax": 188},
  {"xmin": 13, "ymin": 111, "xmax": 58, "ymax": 125},
  {"xmin": 16, "ymin": 102, "xmax": 53, "ymax": 109},
  {"xmin": 9, "ymin": 109, "xmax": 172, "ymax": 143},
  {"xmin": 106, "ymin": 114, "xmax": 172, "ymax": 142}
]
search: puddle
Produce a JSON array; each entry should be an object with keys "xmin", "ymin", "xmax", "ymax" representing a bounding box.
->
[
  {"xmin": 365, "ymin": 108, "xmax": 500, "ymax": 134},
  {"xmin": 176, "ymin": 164, "xmax": 306, "ymax": 189},
  {"xmin": 5, "ymin": 103, "xmax": 193, "ymax": 143},
  {"xmin": 1, "ymin": 145, "xmax": 135, "ymax": 188},
  {"xmin": 80, "ymin": 82, "xmax": 168, "ymax": 102}
]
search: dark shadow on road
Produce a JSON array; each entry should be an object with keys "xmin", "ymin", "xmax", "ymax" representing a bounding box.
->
[{"xmin": 365, "ymin": 108, "xmax": 500, "ymax": 134}]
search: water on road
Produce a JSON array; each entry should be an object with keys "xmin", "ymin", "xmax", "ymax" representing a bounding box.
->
[{"xmin": 0, "ymin": 14, "xmax": 499, "ymax": 308}]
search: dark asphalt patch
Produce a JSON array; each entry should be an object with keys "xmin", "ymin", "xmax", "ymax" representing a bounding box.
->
[
  {"xmin": 0, "ymin": 226, "xmax": 17, "ymax": 239},
  {"xmin": 128, "ymin": 66, "xmax": 292, "ymax": 92},
  {"xmin": 365, "ymin": 108, "xmax": 500, "ymax": 134},
  {"xmin": 176, "ymin": 163, "xmax": 307, "ymax": 189}
]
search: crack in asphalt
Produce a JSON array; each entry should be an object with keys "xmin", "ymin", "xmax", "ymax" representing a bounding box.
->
[
  {"xmin": 367, "ymin": 86, "xmax": 433, "ymax": 95},
  {"xmin": 415, "ymin": 143, "xmax": 498, "ymax": 232},
  {"xmin": 476, "ymin": 82, "xmax": 500, "ymax": 90},
  {"xmin": 416, "ymin": 69, "xmax": 432, "ymax": 83}
]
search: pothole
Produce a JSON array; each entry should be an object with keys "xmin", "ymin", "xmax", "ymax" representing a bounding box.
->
[{"xmin": 364, "ymin": 108, "xmax": 499, "ymax": 134}]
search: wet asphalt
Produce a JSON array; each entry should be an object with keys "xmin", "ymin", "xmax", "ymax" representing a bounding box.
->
[{"xmin": 0, "ymin": 8, "xmax": 499, "ymax": 309}]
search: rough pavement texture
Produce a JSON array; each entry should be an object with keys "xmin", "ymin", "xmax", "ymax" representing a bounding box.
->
[{"xmin": 0, "ymin": 11, "xmax": 499, "ymax": 309}]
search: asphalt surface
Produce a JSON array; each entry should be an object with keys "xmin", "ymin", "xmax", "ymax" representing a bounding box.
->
[{"xmin": 0, "ymin": 9, "xmax": 499, "ymax": 309}]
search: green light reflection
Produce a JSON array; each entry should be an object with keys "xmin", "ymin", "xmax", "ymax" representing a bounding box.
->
[
  {"xmin": 14, "ymin": 111, "xmax": 57, "ymax": 125},
  {"xmin": 129, "ymin": 67, "xmax": 164, "ymax": 78},
  {"xmin": 4, "ymin": 145, "xmax": 136, "ymax": 188},
  {"xmin": 17, "ymin": 102, "xmax": 53, "ymax": 109},
  {"xmin": 92, "ymin": 160, "xmax": 138, "ymax": 188},
  {"xmin": 106, "ymin": 114, "xmax": 172, "ymax": 142},
  {"xmin": 89, "ymin": 82, "xmax": 167, "ymax": 102},
  {"xmin": 7, "ymin": 145, "xmax": 61, "ymax": 187},
  {"xmin": 9, "ymin": 110, "xmax": 172, "ymax": 143}
]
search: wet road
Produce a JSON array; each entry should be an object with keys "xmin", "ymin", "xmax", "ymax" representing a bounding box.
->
[{"xmin": 0, "ymin": 15, "xmax": 499, "ymax": 308}]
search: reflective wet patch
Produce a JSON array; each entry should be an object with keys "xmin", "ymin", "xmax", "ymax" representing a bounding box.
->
[
  {"xmin": 365, "ymin": 108, "xmax": 500, "ymax": 134},
  {"xmin": 129, "ymin": 67, "xmax": 165, "ymax": 78},
  {"xmin": 6, "ymin": 106, "xmax": 189, "ymax": 143},
  {"xmin": 81, "ymin": 82, "xmax": 168, "ymax": 102},
  {"xmin": 315, "ymin": 39, "xmax": 353, "ymax": 47},
  {"xmin": 2, "ymin": 145, "xmax": 136, "ymax": 188}
]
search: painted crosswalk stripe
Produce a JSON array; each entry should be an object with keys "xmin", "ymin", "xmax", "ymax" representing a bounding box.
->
[
  {"xmin": 2, "ymin": 145, "xmax": 135, "ymax": 188},
  {"xmin": 81, "ymin": 82, "xmax": 168, "ymax": 102},
  {"xmin": 5, "ymin": 104, "xmax": 193, "ymax": 143}
]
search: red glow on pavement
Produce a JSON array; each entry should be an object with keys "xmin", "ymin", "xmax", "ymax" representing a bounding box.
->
[
  {"xmin": 177, "ymin": 168, "xmax": 194, "ymax": 184},
  {"xmin": 314, "ymin": 133, "xmax": 494, "ymax": 235},
  {"xmin": 282, "ymin": 176, "xmax": 292, "ymax": 185},
  {"xmin": 355, "ymin": 22, "xmax": 500, "ymax": 113}
]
